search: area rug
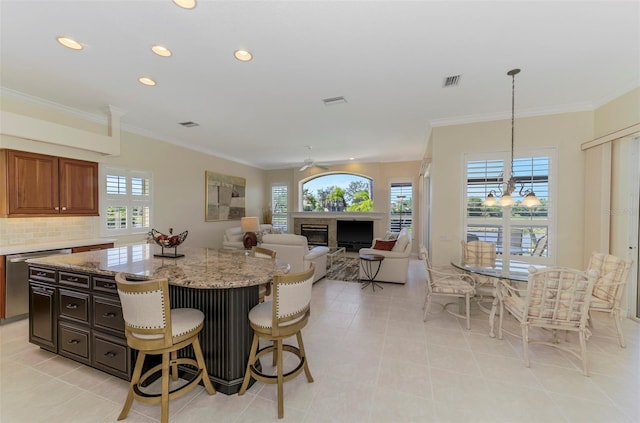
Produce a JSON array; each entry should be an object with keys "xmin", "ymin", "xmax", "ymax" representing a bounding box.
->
[{"xmin": 325, "ymin": 257, "xmax": 360, "ymax": 282}]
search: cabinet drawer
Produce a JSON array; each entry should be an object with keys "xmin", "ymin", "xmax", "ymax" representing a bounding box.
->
[
  {"xmin": 29, "ymin": 267, "xmax": 56, "ymax": 284},
  {"xmin": 59, "ymin": 322, "xmax": 90, "ymax": 364},
  {"xmin": 92, "ymin": 332, "xmax": 131, "ymax": 379},
  {"xmin": 59, "ymin": 271, "xmax": 90, "ymax": 288},
  {"xmin": 93, "ymin": 295, "xmax": 124, "ymax": 333},
  {"xmin": 93, "ymin": 275, "xmax": 118, "ymax": 294},
  {"xmin": 59, "ymin": 289, "xmax": 89, "ymax": 323}
]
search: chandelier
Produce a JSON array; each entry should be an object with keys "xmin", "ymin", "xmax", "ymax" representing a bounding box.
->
[{"xmin": 482, "ymin": 69, "xmax": 541, "ymax": 208}]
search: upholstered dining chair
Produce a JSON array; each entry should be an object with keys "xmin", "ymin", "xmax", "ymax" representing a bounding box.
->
[
  {"xmin": 496, "ymin": 266, "xmax": 598, "ymax": 375},
  {"xmin": 251, "ymin": 246, "xmax": 277, "ymax": 302},
  {"xmin": 586, "ymin": 252, "xmax": 633, "ymax": 347},
  {"xmin": 421, "ymin": 246, "xmax": 476, "ymax": 330},
  {"xmin": 461, "ymin": 240, "xmax": 497, "ymax": 267},
  {"xmin": 238, "ymin": 264, "xmax": 315, "ymax": 419},
  {"xmin": 114, "ymin": 273, "xmax": 216, "ymax": 423}
]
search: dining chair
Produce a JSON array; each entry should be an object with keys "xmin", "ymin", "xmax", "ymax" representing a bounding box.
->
[
  {"xmin": 496, "ymin": 266, "xmax": 598, "ymax": 375},
  {"xmin": 586, "ymin": 252, "xmax": 633, "ymax": 347},
  {"xmin": 114, "ymin": 273, "xmax": 216, "ymax": 423},
  {"xmin": 251, "ymin": 246, "xmax": 277, "ymax": 302},
  {"xmin": 421, "ymin": 246, "xmax": 476, "ymax": 329},
  {"xmin": 461, "ymin": 240, "xmax": 497, "ymax": 267},
  {"xmin": 238, "ymin": 264, "xmax": 315, "ymax": 419}
]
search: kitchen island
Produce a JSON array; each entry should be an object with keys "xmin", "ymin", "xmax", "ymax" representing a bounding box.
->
[{"xmin": 27, "ymin": 244, "xmax": 289, "ymax": 394}]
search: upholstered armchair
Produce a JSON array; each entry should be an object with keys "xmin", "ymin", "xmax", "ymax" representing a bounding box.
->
[
  {"xmin": 223, "ymin": 224, "xmax": 273, "ymax": 249},
  {"xmin": 261, "ymin": 234, "xmax": 329, "ymax": 282},
  {"xmin": 358, "ymin": 228, "xmax": 412, "ymax": 284}
]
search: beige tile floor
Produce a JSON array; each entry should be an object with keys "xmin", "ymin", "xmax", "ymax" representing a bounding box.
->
[{"xmin": 1, "ymin": 259, "xmax": 639, "ymax": 422}]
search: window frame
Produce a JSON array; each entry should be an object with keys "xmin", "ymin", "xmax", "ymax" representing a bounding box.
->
[
  {"xmin": 463, "ymin": 148, "xmax": 556, "ymax": 269},
  {"xmin": 390, "ymin": 181, "xmax": 413, "ymax": 233},
  {"xmin": 100, "ymin": 166, "xmax": 153, "ymax": 237},
  {"xmin": 271, "ymin": 183, "xmax": 289, "ymax": 232}
]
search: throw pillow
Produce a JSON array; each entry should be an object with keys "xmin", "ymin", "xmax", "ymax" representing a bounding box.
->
[
  {"xmin": 373, "ymin": 240, "xmax": 396, "ymax": 251},
  {"xmin": 383, "ymin": 231, "xmax": 399, "ymax": 241},
  {"xmin": 392, "ymin": 235, "xmax": 410, "ymax": 252}
]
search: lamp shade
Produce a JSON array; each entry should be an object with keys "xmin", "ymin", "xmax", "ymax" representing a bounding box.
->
[
  {"xmin": 498, "ymin": 193, "xmax": 514, "ymax": 207},
  {"xmin": 240, "ymin": 217, "xmax": 260, "ymax": 233},
  {"xmin": 521, "ymin": 192, "xmax": 542, "ymax": 207},
  {"xmin": 482, "ymin": 193, "xmax": 497, "ymax": 207}
]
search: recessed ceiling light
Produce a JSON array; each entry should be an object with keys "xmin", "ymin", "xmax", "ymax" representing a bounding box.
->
[
  {"xmin": 173, "ymin": 0, "xmax": 196, "ymax": 9},
  {"xmin": 151, "ymin": 45, "xmax": 172, "ymax": 57},
  {"xmin": 56, "ymin": 36, "xmax": 83, "ymax": 50},
  {"xmin": 138, "ymin": 77, "xmax": 156, "ymax": 86},
  {"xmin": 234, "ymin": 50, "xmax": 253, "ymax": 61}
]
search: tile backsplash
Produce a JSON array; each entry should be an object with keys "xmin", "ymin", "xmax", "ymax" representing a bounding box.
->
[{"xmin": 0, "ymin": 217, "xmax": 99, "ymax": 247}]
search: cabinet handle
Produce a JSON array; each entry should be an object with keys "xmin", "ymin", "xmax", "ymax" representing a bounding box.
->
[
  {"xmin": 66, "ymin": 303, "xmax": 78, "ymax": 309},
  {"xmin": 66, "ymin": 277, "xmax": 79, "ymax": 282},
  {"xmin": 32, "ymin": 286, "xmax": 51, "ymax": 294},
  {"xmin": 103, "ymin": 283, "xmax": 116, "ymax": 289},
  {"xmin": 68, "ymin": 339, "xmax": 80, "ymax": 345},
  {"xmin": 102, "ymin": 312, "xmax": 116, "ymax": 318},
  {"xmin": 104, "ymin": 351, "xmax": 117, "ymax": 358},
  {"xmin": 36, "ymin": 272, "xmax": 47, "ymax": 277}
]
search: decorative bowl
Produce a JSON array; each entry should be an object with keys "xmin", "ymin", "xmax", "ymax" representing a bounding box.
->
[{"xmin": 151, "ymin": 228, "xmax": 188, "ymax": 257}]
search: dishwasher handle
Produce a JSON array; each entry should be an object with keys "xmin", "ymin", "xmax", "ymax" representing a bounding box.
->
[{"xmin": 8, "ymin": 249, "xmax": 73, "ymax": 263}]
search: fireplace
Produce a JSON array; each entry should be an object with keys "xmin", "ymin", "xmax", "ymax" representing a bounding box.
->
[{"xmin": 301, "ymin": 224, "xmax": 329, "ymax": 246}]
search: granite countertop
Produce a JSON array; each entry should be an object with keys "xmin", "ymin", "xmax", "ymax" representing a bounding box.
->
[{"xmin": 27, "ymin": 244, "xmax": 290, "ymax": 289}]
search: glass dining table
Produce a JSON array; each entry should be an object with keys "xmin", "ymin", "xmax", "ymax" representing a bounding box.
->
[{"xmin": 450, "ymin": 261, "xmax": 531, "ymax": 337}]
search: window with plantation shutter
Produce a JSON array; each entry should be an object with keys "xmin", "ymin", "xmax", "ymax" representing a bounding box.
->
[
  {"xmin": 101, "ymin": 166, "xmax": 152, "ymax": 236},
  {"xmin": 271, "ymin": 184, "xmax": 288, "ymax": 231},
  {"xmin": 390, "ymin": 182, "xmax": 412, "ymax": 232},
  {"xmin": 464, "ymin": 149, "xmax": 554, "ymax": 269}
]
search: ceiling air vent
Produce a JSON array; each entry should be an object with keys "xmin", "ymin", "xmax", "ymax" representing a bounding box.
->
[
  {"xmin": 443, "ymin": 74, "xmax": 461, "ymax": 87},
  {"xmin": 322, "ymin": 96, "xmax": 347, "ymax": 106},
  {"xmin": 179, "ymin": 121, "xmax": 199, "ymax": 127}
]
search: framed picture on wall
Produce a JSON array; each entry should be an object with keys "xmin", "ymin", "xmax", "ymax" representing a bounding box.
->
[{"xmin": 205, "ymin": 171, "xmax": 246, "ymax": 221}]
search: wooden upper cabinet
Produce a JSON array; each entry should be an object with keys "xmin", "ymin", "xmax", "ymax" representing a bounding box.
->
[
  {"xmin": 0, "ymin": 149, "xmax": 99, "ymax": 217},
  {"xmin": 59, "ymin": 157, "xmax": 99, "ymax": 215}
]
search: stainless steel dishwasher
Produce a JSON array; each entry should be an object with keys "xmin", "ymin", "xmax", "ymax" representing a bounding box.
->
[{"xmin": 3, "ymin": 248, "xmax": 72, "ymax": 322}]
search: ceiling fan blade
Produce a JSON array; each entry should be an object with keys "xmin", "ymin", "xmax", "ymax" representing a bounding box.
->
[
  {"xmin": 299, "ymin": 163, "xmax": 311, "ymax": 171},
  {"xmin": 316, "ymin": 164, "xmax": 329, "ymax": 170}
]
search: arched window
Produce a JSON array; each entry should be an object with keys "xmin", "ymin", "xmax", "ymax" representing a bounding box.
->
[{"xmin": 301, "ymin": 173, "xmax": 373, "ymax": 212}]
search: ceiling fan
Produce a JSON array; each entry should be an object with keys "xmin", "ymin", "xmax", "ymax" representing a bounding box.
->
[{"xmin": 299, "ymin": 146, "xmax": 329, "ymax": 172}]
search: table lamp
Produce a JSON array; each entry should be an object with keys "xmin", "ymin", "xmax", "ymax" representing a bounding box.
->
[{"xmin": 241, "ymin": 216, "xmax": 260, "ymax": 249}]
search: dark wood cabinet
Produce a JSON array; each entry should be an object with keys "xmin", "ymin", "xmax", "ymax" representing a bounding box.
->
[
  {"xmin": 28, "ymin": 266, "xmax": 135, "ymax": 380},
  {"xmin": 0, "ymin": 149, "xmax": 98, "ymax": 217},
  {"xmin": 29, "ymin": 281, "xmax": 57, "ymax": 352}
]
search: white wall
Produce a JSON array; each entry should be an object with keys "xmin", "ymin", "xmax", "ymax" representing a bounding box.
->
[
  {"xmin": 428, "ymin": 111, "xmax": 593, "ymax": 268},
  {"xmin": 0, "ymin": 97, "xmax": 267, "ymax": 249}
]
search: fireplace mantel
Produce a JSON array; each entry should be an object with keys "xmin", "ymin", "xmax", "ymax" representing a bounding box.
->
[
  {"xmin": 289, "ymin": 212, "xmax": 385, "ymax": 220},
  {"xmin": 291, "ymin": 212, "xmax": 385, "ymax": 248}
]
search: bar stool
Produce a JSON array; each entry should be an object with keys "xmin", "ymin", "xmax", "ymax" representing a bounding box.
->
[
  {"xmin": 250, "ymin": 246, "xmax": 277, "ymax": 302},
  {"xmin": 238, "ymin": 264, "xmax": 315, "ymax": 419},
  {"xmin": 114, "ymin": 273, "xmax": 216, "ymax": 423}
]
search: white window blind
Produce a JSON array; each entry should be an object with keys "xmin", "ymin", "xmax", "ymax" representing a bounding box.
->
[
  {"xmin": 102, "ymin": 167, "xmax": 152, "ymax": 236},
  {"xmin": 271, "ymin": 184, "xmax": 288, "ymax": 231},
  {"xmin": 464, "ymin": 150, "xmax": 554, "ymax": 268},
  {"xmin": 390, "ymin": 182, "xmax": 412, "ymax": 232}
]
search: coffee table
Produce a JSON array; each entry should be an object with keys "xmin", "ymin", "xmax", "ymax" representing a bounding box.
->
[
  {"xmin": 327, "ymin": 246, "xmax": 346, "ymax": 267},
  {"xmin": 359, "ymin": 253, "xmax": 385, "ymax": 291}
]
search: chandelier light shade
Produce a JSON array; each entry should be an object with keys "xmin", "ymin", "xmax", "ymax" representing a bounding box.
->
[{"xmin": 482, "ymin": 68, "xmax": 541, "ymax": 208}]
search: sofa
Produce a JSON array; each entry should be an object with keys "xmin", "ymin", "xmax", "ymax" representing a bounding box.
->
[
  {"xmin": 358, "ymin": 228, "xmax": 412, "ymax": 284},
  {"xmin": 260, "ymin": 234, "xmax": 329, "ymax": 283},
  {"xmin": 223, "ymin": 224, "xmax": 274, "ymax": 250}
]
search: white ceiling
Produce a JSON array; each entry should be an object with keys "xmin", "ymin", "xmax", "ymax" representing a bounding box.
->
[{"xmin": 1, "ymin": 0, "xmax": 638, "ymax": 170}]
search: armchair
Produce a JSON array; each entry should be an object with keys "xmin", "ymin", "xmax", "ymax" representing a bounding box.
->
[
  {"xmin": 261, "ymin": 234, "xmax": 329, "ymax": 283},
  {"xmin": 496, "ymin": 266, "xmax": 598, "ymax": 375},
  {"xmin": 358, "ymin": 228, "xmax": 412, "ymax": 284},
  {"xmin": 587, "ymin": 252, "xmax": 633, "ymax": 347}
]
